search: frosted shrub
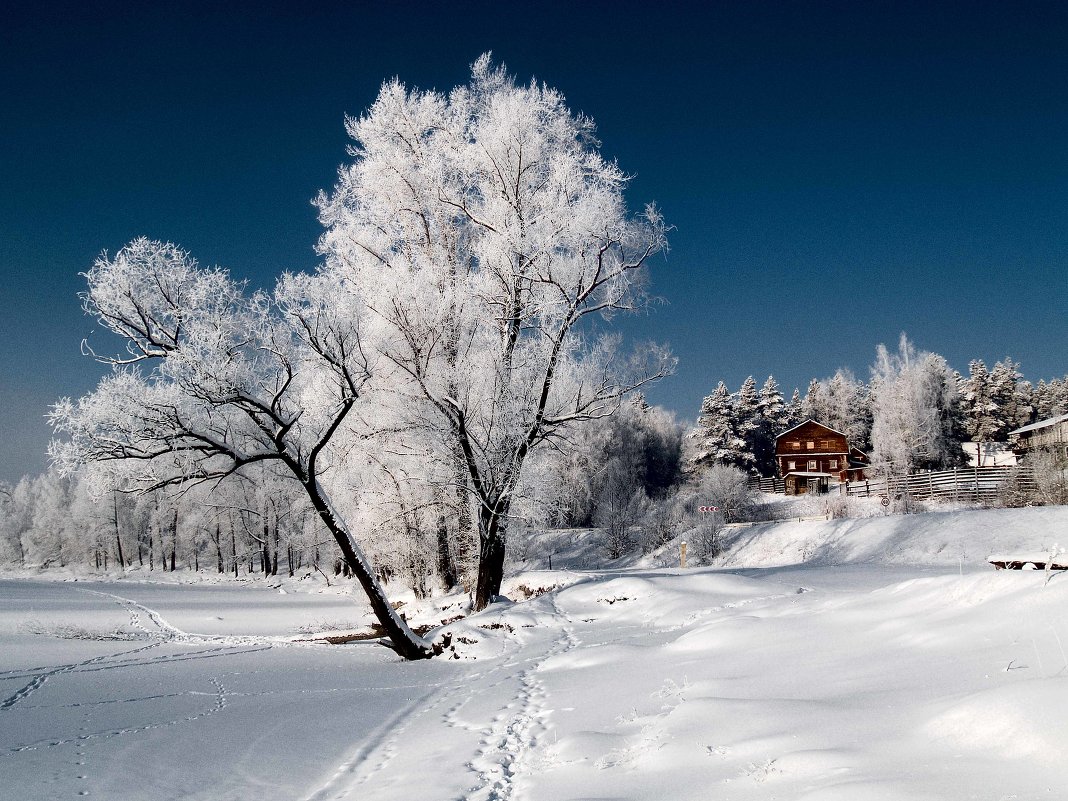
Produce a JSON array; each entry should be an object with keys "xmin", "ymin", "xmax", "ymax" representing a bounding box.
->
[
  {"xmin": 694, "ymin": 465, "xmax": 755, "ymax": 523},
  {"xmin": 1000, "ymin": 452, "xmax": 1068, "ymax": 507}
]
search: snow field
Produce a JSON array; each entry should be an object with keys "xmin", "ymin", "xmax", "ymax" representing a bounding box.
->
[{"xmin": 3, "ymin": 504, "xmax": 1068, "ymax": 799}]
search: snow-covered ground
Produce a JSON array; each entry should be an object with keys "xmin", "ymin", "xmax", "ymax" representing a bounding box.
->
[{"xmin": 4, "ymin": 505, "xmax": 1068, "ymax": 800}]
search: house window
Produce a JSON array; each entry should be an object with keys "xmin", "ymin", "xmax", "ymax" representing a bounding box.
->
[
  {"xmin": 807, "ymin": 459, "xmax": 817, "ymax": 471},
  {"xmin": 806, "ymin": 441, "xmax": 815, "ymax": 450},
  {"xmin": 829, "ymin": 459, "xmax": 838, "ymax": 469},
  {"xmin": 787, "ymin": 460, "xmax": 796, "ymax": 470},
  {"xmin": 790, "ymin": 441, "xmax": 801, "ymax": 451}
]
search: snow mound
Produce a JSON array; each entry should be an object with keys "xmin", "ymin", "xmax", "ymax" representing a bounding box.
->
[{"xmin": 926, "ymin": 679, "xmax": 1068, "ymax": 762}]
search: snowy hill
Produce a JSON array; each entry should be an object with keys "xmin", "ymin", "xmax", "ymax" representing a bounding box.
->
[{"xmin": 716, "ymin": 505, "xmax": 1068, "ymax": 569}]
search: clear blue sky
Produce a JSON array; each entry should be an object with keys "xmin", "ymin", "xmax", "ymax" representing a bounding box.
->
[{"xmin": 2, "ymin": 0, "xmax": 1066, "ymax": 483}]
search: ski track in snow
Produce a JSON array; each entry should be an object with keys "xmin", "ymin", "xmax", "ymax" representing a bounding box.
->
[{"xmin": 299, "ymin": 687, "xmax": 441, "ymax": 801}]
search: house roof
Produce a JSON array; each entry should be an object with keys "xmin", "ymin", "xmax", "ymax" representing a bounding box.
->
[
  {"xmin": 1009, "ymin": 413, "xmax": 1068, "ymax": 436},
  {"xmin": 774, "ymin": 419, "xmax": 849, "ymax": 441},
  {"xmin": 784, "ymin": 471, "xmax": 834, "ymax": 478}
]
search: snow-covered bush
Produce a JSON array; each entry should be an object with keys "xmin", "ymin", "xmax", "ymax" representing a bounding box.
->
[{"xmin": 1000, "ymin": 452, "xmax": 1068, "ymax": 507}]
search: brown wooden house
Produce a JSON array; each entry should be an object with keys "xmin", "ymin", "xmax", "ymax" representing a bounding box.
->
[{"xmin": 775, "ymin": 420, "xmax": 869, "ymax": 495}]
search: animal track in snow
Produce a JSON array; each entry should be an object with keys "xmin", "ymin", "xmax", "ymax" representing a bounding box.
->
[
  {"xmin": 3, "ymin": 675, "xmax": 229, "ymax": 757},
  {"xmin": 0, "ymin": 642, "xmax": 161, "ymax": 713}
]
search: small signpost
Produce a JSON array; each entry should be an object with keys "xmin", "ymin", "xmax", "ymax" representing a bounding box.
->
[{"xmin": 680, "ymin": 541, "xmax": 687, "ymax": 569}]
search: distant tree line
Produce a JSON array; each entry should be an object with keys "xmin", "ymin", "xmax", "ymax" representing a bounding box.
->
[
  {"xmin": 4, "ymin": 334, "xmax": 1063, "ymax": 582},
  {"xmin": 687, "ymin": 334, "xmax": 1068, "ymax": 478}
]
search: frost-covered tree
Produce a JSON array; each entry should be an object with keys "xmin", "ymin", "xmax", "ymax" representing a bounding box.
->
[
  {"xmin": 960, "ymin": 360, "xmax": 1001, "ymax": 444},
  {"xmin": 315, "ymin": 55, "xmax": 670, "ymax": 610},
  {"xmin": 822, "ymin": 368, "xmax": 873, "ymax": 451},
  {"xmin": 753, "ymin": 375, "xmax": 788, "ymax": 476},
  {"xmin": 688, "ymin": 382, "xmax": 747, "ymax": 471},
  {"xmin": 594, "ymin": 456, "xmax": 649, "ymax": 559},
  {"xmin": 801, "ymin": 378, "xmax": 827, "ymax": 423},
  {"xmin": 698, "ymin": 464, "xmax": 754, "ymax": 524},
  {"xmin": 50, "ymin": 239, "xmax": 433, "ymax": 659},
  {"xmin": 0, "ymin": 481, "xmax": 25, "ymax": 566},
  {"xmin": 989, "ymin": 358, "xmax": 1032, "ymax": 433},
  {"xmin": 537, "ymin": 397, "xmax": 682, "ymax": 530},
  {"xmin": 785, "ymin": 388, "xmax": 804, "ymax": 427},
  {"xmin": 1032, "ymin": 378, "xmax": 1068, "ymax": 420},
  {"xmin": 757, "ymin": 376, "xmax": 787, "ymax": 430},
  {"xmin": 869, "ymin": 334, "xmax": 963, "ymax": 475},
  {"xmin": 732, "ymin": 376, "xmax": 760, "ymax": 473}
]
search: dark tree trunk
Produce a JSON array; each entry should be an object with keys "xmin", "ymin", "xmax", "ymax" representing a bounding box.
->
[
  {"xmin": 170, "ymin": 509, "xmax": 177, "ymax": 572},
  {"xmin": 231, "ymin": 525, "xmax": 238, "ymax": 577},
  {"xmin": 473, "ymin": 504, "xmax": 508, "ymax": 611},
  {"xmin": 113, "ymin": 494, "xmax": 125, "ymax": 570},
  {"xmin": 215, "ymin": 523, "xmax": 224, "ymax": 573},
  {"xmin": 436, "ymin": 503, "xmax": 457, "ymax": 590},
  {"xmin": 262, "ymin": 510, "xmax": 271, "ymax": 577}
]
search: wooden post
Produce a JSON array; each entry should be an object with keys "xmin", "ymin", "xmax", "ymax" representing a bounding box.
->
[{"xmin": 680, "ymin": 541, "xmax": 687, "ymax": 569}]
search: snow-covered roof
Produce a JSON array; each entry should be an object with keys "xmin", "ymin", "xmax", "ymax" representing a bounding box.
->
[
  {"xmin": 784, "ymin": 471, "xmax": 834, "ymax": 478},
  {"xmin": 775, "ymin": 419, "xmax": 849, "ymax": 441},
  {"xmin": 1008, "ymin": 413, "xmax": 1068, "ymax": 436}
]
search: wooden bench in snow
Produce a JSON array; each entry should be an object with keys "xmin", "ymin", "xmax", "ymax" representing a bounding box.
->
[{"xmin": 988, "ymin": 552, "xmax": 1068, "ymax": 571}]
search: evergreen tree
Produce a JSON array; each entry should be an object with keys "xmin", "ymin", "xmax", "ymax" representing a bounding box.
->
[
  {"xmin": 960, "ymin": 360, "xmax": 1000, "ymax": 442},
  {"xmin": 688, "ymin": 382, "xmax": 747, "ymax": 472},
  {"xmin": 801, "ymin": 378, "xmax": 825, "ymax": 422},
  {"xmin": 755, "ymin": 375, "xmax": 788, "ymax": 475},
  {"xmin": 732, "ymin": 377, "xmax": 760, "ymax": 473},
  {"xmin": 785, "ymin": 388, "xmax": 804, "ymax": 427},
  {"xmin": 989, "ymin": 358, "xmax": 1031, "ymax": 434},
  {"xmin": 1056, "ymin": 377, "xmax": 1068, "ymax": 416},
  {"xmin": 1033, "ymin": 379, "xmax": 1054, "ymax": 420},
  {"xmin": 1033, "ymin": 378, "xmax": 1068, "ymax": 420}
]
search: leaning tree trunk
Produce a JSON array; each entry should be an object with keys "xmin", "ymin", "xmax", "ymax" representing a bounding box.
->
[{"xmin": 305, "ymin": 479, "xmax": 432, "ymax": 660}]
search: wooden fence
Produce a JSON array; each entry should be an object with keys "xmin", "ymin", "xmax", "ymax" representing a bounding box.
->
[{"xmin": 842, "ymin": 465, "xmax": 1033, "ymax": 503}]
